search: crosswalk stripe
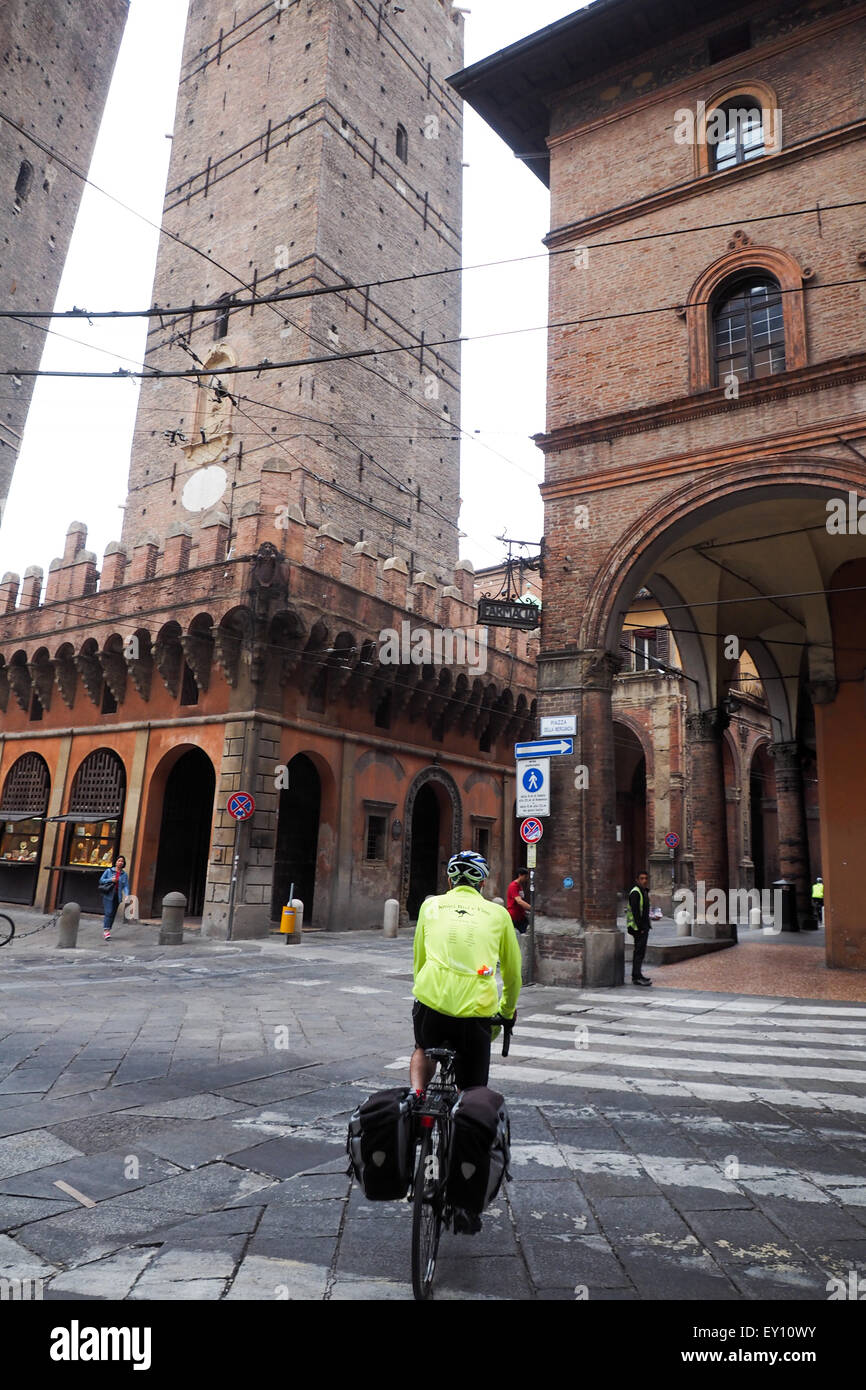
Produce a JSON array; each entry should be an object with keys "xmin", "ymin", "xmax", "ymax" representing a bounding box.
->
[
  {"xmin": 555, "ymin": 997, "xmax": 866, "ymax": 1020},
  {"xmin": 383, "ymin": 1054, "xmax": 866, "ymax": 1113},
  {"xmin": 519, "ymin": 1019, "xmax": 866, "ymax": 1062},
  {"xmin": 553, "ymin": 1003, "xmax": 866, "ymax": 1032},
  {"xmin": 507, "ymin": 1041, "xmax": 866, "ymax": 1085}
]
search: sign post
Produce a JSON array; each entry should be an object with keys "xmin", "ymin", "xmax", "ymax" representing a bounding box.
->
[
  {"xmin": 519, "ymin": 818, "xmax": 543, "ymax": 987},
  {"xmin": 225, "ymin": 792, "xmax": 256, "ymax": 942}
]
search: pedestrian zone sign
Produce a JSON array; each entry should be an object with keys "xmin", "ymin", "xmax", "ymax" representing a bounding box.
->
[{"xmin": 516, "ymin": 758, "xmax": 549, "ymax": 816}]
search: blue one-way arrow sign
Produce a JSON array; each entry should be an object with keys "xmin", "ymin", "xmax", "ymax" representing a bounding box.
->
[{"xmin": 515, "ymin": 737, "xmax": 574, "ymax": 759}]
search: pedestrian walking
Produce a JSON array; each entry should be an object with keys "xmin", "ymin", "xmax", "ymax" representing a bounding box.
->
[
  {"xmin": 99, "ymin": 855, "xmax": 129, "ymax": 940},
  {"xmin": 627, "ymin": 870, "xmax": 652, "ymax": 986},
  {"xmin": 506, "ymin": 867, "xmax": 531, "ymax": 935}
]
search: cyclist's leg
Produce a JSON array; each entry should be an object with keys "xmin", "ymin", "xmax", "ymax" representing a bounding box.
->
[
  {"xmin": 453, "ymin": 1016, "xmax": 492, "ymax": 1091},
  {"xmin": 410, "ymin": 1002, "xmax": 438, "ymax": 1091}
]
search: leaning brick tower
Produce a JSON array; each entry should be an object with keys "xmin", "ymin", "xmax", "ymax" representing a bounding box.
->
[{"xmin": 121, "ymin": 0, "xmax": 464, "ymax": 581}]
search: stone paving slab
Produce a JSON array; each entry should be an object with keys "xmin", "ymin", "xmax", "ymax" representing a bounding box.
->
[{"xmin": 0, "ymin": 927, "xmax": 864, "ymax": 1300}]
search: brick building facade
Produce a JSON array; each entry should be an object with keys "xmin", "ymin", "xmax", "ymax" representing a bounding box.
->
[
  {"xmin": 454, "ymin": 0, "xmax": 866, "ymax": 983},
  {"xmin": 0, "ymin": 0, "xmax": 128, "ymax": 513},
  {"xmin": 0, "ymin": 0, "xmax": 537, "ymax": 937}
]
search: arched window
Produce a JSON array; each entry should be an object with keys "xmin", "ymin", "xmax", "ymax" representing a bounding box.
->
[
  {"xmin": 708, "ymin": 97, "xmax": 765, "ymax": 171},
  {"xmin": 395, "ymin": 123, "xmax": 408, "ymax": 164},
  {"xmin": 713, "ymin": 275, "xmax": 786, "ymax": 385},
  {"xmin": 14, "ymin": 160, "xmax": 33, "ymax": 206},
  {"xmin": 685, "ymin": 246, "xmax": 806, "ymax": 393}
]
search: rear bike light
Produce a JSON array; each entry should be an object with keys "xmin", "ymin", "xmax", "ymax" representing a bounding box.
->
[{"xmin": 420, "ymin": 1114, "xmax": 434, "ymax": 1129}]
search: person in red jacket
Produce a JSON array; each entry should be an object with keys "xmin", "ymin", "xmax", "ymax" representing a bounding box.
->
[{"xmin": 506, "ymin": 868, "xmax": 531, "ymax": 934}]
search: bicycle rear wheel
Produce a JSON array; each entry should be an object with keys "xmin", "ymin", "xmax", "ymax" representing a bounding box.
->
[
  {"xmin": 0, "ymin": 914, "xmax": 14, "ymax": 947},
  {"xmin": 411, "ymin": 1124, "xmax": 444, "ymax": 1300}
]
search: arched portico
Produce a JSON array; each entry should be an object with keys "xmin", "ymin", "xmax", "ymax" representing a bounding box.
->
[{"xmin": 539, "ymin": 464, "xmax": 862, "ymax": 980}]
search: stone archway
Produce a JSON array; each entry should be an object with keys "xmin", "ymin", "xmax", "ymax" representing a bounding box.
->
[{"xmin": 401, "ymin": 767, "xmax": 462, "ymax": 919}]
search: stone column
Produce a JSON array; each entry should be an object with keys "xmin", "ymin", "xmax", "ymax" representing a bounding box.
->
[
  {"xmin": 770, "ymin": 740, "xmax": 810, "ymax": 927},
  {"xmin": 686, "ymin": 708, "xmax": 730, "ymax": 938}
]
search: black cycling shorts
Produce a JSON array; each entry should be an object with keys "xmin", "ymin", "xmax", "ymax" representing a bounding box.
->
[{"xmin": 412, "ymin": 1000, "xmax": 491, "ymax": 1090}]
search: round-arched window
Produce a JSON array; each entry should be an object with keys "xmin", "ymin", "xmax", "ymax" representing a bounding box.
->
[
  {"xmin": 713, "ymin": 276, "xmax": 785, "ymax": 386},
  {"xmin": 708, "ymin": 97, "xmax": 765, "ymax": 171}
]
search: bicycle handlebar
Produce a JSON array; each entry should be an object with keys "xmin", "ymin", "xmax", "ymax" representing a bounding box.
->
[{"xmin": 486, "ymin": 1011, "xmax": 517, "ymax": 1057}]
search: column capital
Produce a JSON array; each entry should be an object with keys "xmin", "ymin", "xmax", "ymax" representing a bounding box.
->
[
  {"xmin": 769, "ymin": 740, "xmax": 803, "ymax": 791},
  {"xmin": 807, "ymin": 677, "xmax": 838, "ymax": 705},
  {"xmin": 685, "ymin": 706, "xmax": 729, "ymax": 741},
  {"xmin": 579, "ymin": 649, "xmax": 622, "ymax": 692}
]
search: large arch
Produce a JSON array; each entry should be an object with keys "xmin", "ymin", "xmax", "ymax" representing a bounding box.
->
[
  {"xmin": 541, "ymin": 466, "xmax": 866, "ymax": 973},
  {"xmin": 401, "ymin": 767, "xmax": 463, "ymax": 918},
  {"xmin": 0, "ymin": 751, "xmax": 50, "ymax": 905},
  {"xmin": 271, "ymin": 748, "xmax": 338, "ymax": 928}
]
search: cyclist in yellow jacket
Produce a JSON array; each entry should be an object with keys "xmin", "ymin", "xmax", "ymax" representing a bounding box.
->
[{"xmin": 411, "ymin": 850, "xmax": 521, "ymax": 1095}]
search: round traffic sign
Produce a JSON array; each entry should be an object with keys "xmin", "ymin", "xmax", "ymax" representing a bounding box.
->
[
  {"xmin": 563, "ymin": 876, "xmax": 574, "ymax": 890},
  {"xmin": 227, "ymin": 792, "xmax": 256, "ymax": 821},
  {"xmin": 664, "ymin": 831, "xmax": 680, "ymax": 850},
  {"xmin": 520, "ymin": 818, "xmax": 544, "ymax": 845}
]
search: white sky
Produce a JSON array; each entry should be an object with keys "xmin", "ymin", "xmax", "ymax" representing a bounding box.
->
[{"xmin": 0, "ymin": 0, "xmax": 585, "ymax": 581}]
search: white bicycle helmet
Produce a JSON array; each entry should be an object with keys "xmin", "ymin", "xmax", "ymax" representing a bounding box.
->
[{"xmin": 446, "ymin": 850, "xmax": 490, "ymax": 888}]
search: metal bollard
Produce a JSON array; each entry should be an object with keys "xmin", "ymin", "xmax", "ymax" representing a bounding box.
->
[
  {"xmin": 159, "ymin": 891, "xmax": 186, "ymax": 945},
  {"xmin": 383, "ymin": 898, "xmax": 399, "ymax": 938},
  {"xmin": 284, "ymin": 897, "xmax": 303, "ymax": 945},
  {"xmin": 56, "ymin": 902, "xmax": 80, "ymax": 949}
]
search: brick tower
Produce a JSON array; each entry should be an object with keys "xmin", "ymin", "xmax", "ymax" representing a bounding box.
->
[
  {"xmin": 122, "ymin": 0, "xmax": 463, "ymax": 581},
  {"xmin": 0, "ymin": 0, "xmax": 128, "ymax": 515}
]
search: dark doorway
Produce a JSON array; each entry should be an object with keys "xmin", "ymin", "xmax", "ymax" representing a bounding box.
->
[
  {"xmin": 614, "ymin": 723, "xmax": 647, "ymax": 892},
  {"xmin": 152, "ymin": 749, "xmax": 215, "ymax": 916},
  {"xmin": 750, "ymin": 744, "xmax": 777, "ymax": 890},
  {"xmin": 271, "ymin": 754, "xmax": 320, "ymax": 923},
  {"xmin": 408, "ymin": 782, "xmax": 441, "ymax": 918}
]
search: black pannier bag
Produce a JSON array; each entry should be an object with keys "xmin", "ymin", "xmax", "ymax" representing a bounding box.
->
[
  {"xmin": 447, "ymin": 1085, "xmax": 511, "ymax": 1215},
  {"xmin": 347, "ymin": 1087, "xmax": 414, "ymax": 1200}
]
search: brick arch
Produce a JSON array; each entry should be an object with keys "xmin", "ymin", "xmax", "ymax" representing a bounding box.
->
[
  {"xmin": 585, "ymin": 459, "xmax": 859, "ymax": 657},
  {"xmin": 686, "ymin": 244, "xmax": 807, "ymax": 392},
  {"xmin": 694, "ymin": 79, "xmax": 782, "ymax": 177},
  {"xmin": 611, "ymin": 712, "xmax": 654, "ymax": 783}
]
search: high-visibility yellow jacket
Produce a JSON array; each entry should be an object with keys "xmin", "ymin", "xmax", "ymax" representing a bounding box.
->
[
  {"xmin": 812, "ymin": 881, "xmax": 824, "ymax": 901},
  {"xmin": 413, "ymin": 885, "xmax": 521, "ymax": 1020}
]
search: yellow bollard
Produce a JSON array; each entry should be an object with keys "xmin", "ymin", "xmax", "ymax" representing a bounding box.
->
[{"xmin": 280, "ymin": 904, "xmax": 296, "ymax": 935}]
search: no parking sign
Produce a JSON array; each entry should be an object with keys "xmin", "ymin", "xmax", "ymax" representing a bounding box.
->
[{"xmin": 228, "ymin": 792, "xmax": 256, "ymax": 821}]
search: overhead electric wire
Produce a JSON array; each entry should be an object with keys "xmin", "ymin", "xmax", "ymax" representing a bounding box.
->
[
  {"xmin": 3, "ymin": 194, "xmax": 864, "ymax": 322},
  {"xmin": 6, "ymin": 272, "xmax": 865, "ymax": 381}
]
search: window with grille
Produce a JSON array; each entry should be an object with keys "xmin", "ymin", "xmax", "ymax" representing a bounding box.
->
[
  {"xmin": 713, "ymin": 277, "xmax": 786, "ymax": 386},
  {"xmin": 0, "ymin": 753, "xmax": 50, "ymax": 813},
  {"xmin": 473, "ymin": 825, "xmax": 491, "ymax": 861},
  {"xmin": 68, "ymin": 750, "xmax": 125, "ymax": 815},
  {"xmin": 365, "ymin": 814, "xmax": 387, "ymax": 861},
  {"xmin": 709, "ymin": 99, "xmax": 765, "ymax": 172}
]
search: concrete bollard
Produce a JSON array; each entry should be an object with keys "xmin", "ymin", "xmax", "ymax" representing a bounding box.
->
[
  {"xmin": 749, "ymin": 906, "xmax": 762, "ymax": 928},
  {"xmin": 159, "ymin": 891, "xmax": 186, "ymax": 945},
  {"xmin": 674, "ymin": 909, "xmax": 692, "ymax": 937},
  {"xmin": 383, "ymin": 898, "xmax": 399, "ymax": 938},
  {"xmin": 56, "ymin": 902, "xmax": 80, "ymax": 949},
  {"xmin": 284, "ymin": 897, "xmax": 303, "ymax": 945}
]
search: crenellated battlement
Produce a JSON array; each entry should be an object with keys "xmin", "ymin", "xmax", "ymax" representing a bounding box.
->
[{"xmin": 0, "ymin": 513, "xmax": 537, "ymax": 743}]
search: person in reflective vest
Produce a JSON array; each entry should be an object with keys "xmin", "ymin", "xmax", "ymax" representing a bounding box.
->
[
  {"xmin": 627, "ymin": 871, "xmax": 652, "ymax": 986},
  {"xmin": 811, "ymin": 876, "xmax": 824, "ymax": 926}
]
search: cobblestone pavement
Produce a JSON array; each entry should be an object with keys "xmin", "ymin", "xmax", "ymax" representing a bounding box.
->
[{"xmin": 1, "ymin": 918, "xmax": 865, "ymax": 1301}]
